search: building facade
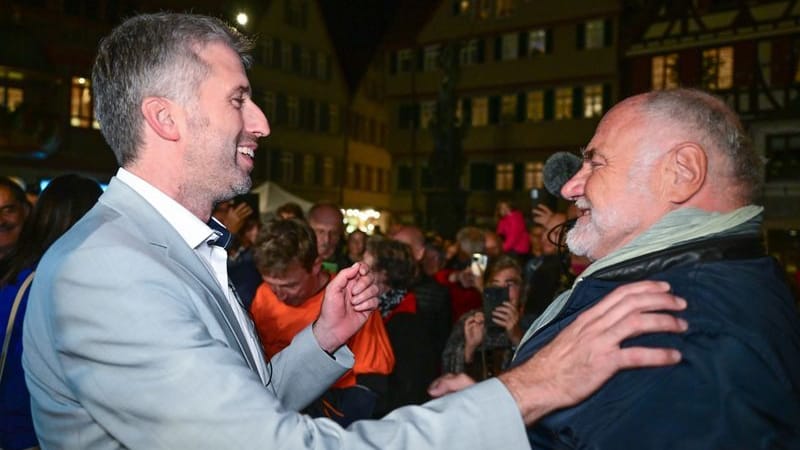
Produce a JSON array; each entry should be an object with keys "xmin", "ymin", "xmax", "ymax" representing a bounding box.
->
[
  {"xmin": 623, "ymin": 0, "xmax": 800, "ymax": 295},
  {"xmin": 383, "ymin": 0, "xmax": 621, "ymax": 228}
]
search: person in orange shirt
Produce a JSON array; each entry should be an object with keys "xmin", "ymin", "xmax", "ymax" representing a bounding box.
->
[{"xmin": 250, "ymin": 218, "xmax": 394, "ymax": 425}]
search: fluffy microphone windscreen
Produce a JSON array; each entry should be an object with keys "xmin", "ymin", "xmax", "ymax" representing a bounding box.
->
[{"xmin": 543, "ymin": 152, "xmax": 582, "ymax": 197}]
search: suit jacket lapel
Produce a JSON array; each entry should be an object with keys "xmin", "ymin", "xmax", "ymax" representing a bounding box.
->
[{"xmin": 99, "ymin": 178, "xmax": 262, "ymax": 375}]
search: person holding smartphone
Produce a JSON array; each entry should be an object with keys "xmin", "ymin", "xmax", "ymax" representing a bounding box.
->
[{"xmin": 440, "ymin": 255, "xmax": 524, "ymax": 381}]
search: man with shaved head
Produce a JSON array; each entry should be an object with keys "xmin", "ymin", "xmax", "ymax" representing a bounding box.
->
[{"xmin": 511, "ymin": 88, "xmax": 800, "ymax": 448}]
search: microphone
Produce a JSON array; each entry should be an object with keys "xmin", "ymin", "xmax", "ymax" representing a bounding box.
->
[{"xmin": 543, "ymin": 152, "xmax": 582, "ymax": 198}]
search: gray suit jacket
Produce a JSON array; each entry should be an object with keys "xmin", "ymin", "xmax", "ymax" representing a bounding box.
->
[{"xmin": 23, "ymin": 178, "xmax": 529, "ymax": 449}]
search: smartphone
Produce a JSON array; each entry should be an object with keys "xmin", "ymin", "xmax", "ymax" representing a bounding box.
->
[
  {"xmin": 483, "ymin": 286, "xmax": 509, "ymax": 330},
  {"xmin": 471, "ymin": 253, "xmax": 488, "ymax": 278}
]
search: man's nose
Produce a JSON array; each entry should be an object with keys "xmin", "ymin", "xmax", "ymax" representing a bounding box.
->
[
  {"xmin": 245, "ymin": 100, "xmax": 270, "ymax": 138},
  {"xmin": 560, "ymin": 165, "xmax": 588, "ymax": 200}
]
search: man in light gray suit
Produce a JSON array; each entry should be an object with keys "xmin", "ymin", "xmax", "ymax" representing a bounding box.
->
[{"xmin": 22, "ymin": 12, "xmax": 688, "ymax": 449}]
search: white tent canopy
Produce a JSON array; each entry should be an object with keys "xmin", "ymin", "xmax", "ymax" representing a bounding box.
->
[{"xmin": 251, "ymin": 181, "xmax": 313, "ymax": 218}]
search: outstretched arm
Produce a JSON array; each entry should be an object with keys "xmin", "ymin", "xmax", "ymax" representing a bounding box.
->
[{"xmin": 498, "ymin": 280, "xmax": 687, "ymax": 425}]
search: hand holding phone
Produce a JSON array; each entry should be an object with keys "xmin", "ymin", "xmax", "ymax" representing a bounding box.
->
[{"xmin": 483, "ymin": 286, "xmax": 509, "ymax": 331}]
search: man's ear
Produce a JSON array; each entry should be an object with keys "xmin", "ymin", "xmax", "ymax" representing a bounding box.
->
[
  {"xmin": 141, "ymin": 97, "xmax": 180, "ymax": 141},
  {"xmin": 663, "ymin": 143, "xmax": 707, "ymax": 204}
]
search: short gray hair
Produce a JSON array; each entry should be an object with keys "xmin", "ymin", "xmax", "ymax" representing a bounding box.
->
[
  {"xmin": 92, "ymin": 12, "xmax": 254, "ymax": 166},
  {"xmin": 639, "ymin": 88, "xmax": 764, "ymax": 202}
]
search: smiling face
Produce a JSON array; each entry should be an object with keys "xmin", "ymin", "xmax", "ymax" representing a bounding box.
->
[
  {"xmin": 183, "ymin": 41, "xmax": 269, "ymax": 206},
  {"xmin": 561, "ymin": 99, "xmax": 671, "ymax": 261},
  {"xmin": 0, "ymin": 185, "xmax": 27, "ymax": 257}
]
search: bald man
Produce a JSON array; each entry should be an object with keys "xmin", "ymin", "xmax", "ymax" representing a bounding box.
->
[{"xmin": 512, "ymin": 88, "xmax": 800, "ymax": 448}]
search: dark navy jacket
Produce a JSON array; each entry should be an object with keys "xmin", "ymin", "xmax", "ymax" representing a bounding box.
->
[{"xmin": 512, "ymin": 235, "xmax": 800, "ymax": 449}]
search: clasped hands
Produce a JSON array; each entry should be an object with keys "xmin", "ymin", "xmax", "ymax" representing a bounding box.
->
[{"xmin": 312, "ymin": 262, "xmax": 379, "ymax": 354}]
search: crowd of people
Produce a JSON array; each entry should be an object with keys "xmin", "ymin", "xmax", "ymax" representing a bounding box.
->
[{"xmin": 1, "ymin": 11, "xmax": 798, "ymax": 450}]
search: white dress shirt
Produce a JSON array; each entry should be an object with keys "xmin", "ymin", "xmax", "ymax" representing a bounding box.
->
[{"xmin": 115, "ymin": 168, "xmax": 269, "ymax": 383}]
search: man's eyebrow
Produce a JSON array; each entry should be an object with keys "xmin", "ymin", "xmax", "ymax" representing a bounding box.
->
[{"xmin": 232, "ymin": 85, "xmax": 251, "ymax": 96}]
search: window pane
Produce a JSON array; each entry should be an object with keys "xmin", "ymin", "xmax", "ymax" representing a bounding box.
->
[
  {"xmin": 502, "ymin": 33, "xmax": 518, "ymax": 60},
  {"xmin": 70, "ymin": 76, "xmax": 94, "ymax": 128},
  {"xmin": 585, "ymin": 20, "xmax": 605, "ymax": 49},
  {"xmin": 472, "ymin": 97, "xmax": 488, "ymax": 126},
  {"xmin": 526, "ymin": 91, "xmax": 544, "ymax": 122},
  {"xmin": 528, "ymin": 29, "xmax": 546, "ymax": 55},
  {"xmin": 583, "ymin": 84, "xmax": 603, "ymax": 118},
  {"xmin": 496, "ymin": 163, "xmax": 514, "ymax": 190},
  {"xmin": 501, "ymin": 94, "xmax": 516, "ymax": 122},
  {"xmin": 524, "ymin": 162, "xmax": 544, "ymax": 189},
  {"xmin": 555, "ymin": 87, "xmax": 572, "ymax": 120}
]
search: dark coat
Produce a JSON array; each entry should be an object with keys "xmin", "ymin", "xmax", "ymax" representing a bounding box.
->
[{"xmin": 512, "ymin": 235, "xmax": 800, "ymax": 449}]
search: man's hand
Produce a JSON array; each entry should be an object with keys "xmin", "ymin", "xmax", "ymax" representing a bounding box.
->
[
  {"xmin": 463, "ymin": 312, "xmax": 485, "ymax": 363},
  {"xmin": 498, "ymin": 280, "xmax": 687, "ymax": 425},
  {"xmin": 313, "ymin": 262, "xmax": 379, "ymax": 354},
  {"xmin": 218, "ymin": 202, "xmax": 253, "ymax": 234},
  {"xmin": 428, "ymin": 373, "xmax": 477, "ymax": 398}
]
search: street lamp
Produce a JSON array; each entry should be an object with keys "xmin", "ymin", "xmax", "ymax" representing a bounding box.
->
[{"xmin": 236, "ymin": 12, "xmax": 248, "ymax": 26}]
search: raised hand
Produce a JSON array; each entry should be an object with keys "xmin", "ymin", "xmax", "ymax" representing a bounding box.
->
[
  {"xmin": 463, "ymin": 312, "xmax": 485, "ymax": 364},
  {"xmin": 313, "ymin": 262, "xmax": 379, "ymax": 354},
  {"xmin": 491, "ymin": 302, "xmax": 523, "ymax": 345},
  {"xmin": 498, "ymin": 280, "xmax": 687, "ymax": 425}
]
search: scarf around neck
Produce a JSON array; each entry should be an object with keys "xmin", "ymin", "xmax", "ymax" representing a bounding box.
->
[{"xmin": 515, "ymin": 205, "xmax": 764, "ymax": 353}]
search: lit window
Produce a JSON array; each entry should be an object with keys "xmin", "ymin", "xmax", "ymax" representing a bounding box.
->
[
  {"xmin": 0, "ymin": 86, "xmax": 23, "ymax": 113},
  {"xmin": 495, "ymin": 0, "xmax": 514, "ymax": 17},
  {"xmin": 501, "ymin": 94, "xmax": 517, "ymax": 122},
  {"xmin": 528, "ymin": 29, "xmax": 547, "ymax": 55},
  {"xmin": 496, "ymin": 163, "xmax": 514, "ymax": 191},
  {"xmin": 397, "ymin": 49, "xmax": 414, "ymax": 73},
  {"xmin": 472, "ymin": 97, "xmax": 488, "ymax": 126},
  {"xmin": 303, "ymin": 154, "xmax": 315, "ymax": 184},
  {"xmin": 420, "ymin": 101, "xmax": 436, "ymax": 129},
  {"xmin": 702, "ymin": 46, "xmax": 733, "ymax": 90},
  {"xmin": 477, "ymin": 0, "xmax": 492, "ymax": 19},
  {"xmin": 455, "ymin": 0, "xmax": 472, "ymax": 16},
  {"xmin": 583, "ymin": 84, "xmax": 603, "ymax": 118},
  {"xmin": 460, "ymin": 39, "xmax": 479, "ymax": 66},
  {"xmin": 652, "ymin": 53, "xmax": 679, "ymax": 90},
  {"xmin": 524, "ymin": 162, "xmax": 543, "ymax": 189},
  {"xmin": 287, "ymin": 96, "xmax": 299, "ymax": 127},
  {"xmin": 555, "ymin": 87, "xmax": 573, "ymax": 120},
  {"xmin": 424, "ymin": 45, "xmax": 439, "ymax": 71},
  {"xmin": 526, "ymin": 91, "xmax": 544, "ymax": 122},
  {"xmin": 502, "ymin": 33, "xmax": 518, "ymax": 61},
  {"xmin": 584, "ymin": 20, "xmax": 605, "ymax": 49},
  {"xmin": 323, "ymin": 157, "xmax": 335, "ymax": 187},
  {"xmin": 70, "ymin": 76, "xmax": 99, "ymax": 129}
]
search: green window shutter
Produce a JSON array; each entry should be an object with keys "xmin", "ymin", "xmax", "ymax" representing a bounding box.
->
[
  {"xmin": 572, "ymin": 86, "xmax": 584, "ymax": 118},
  {"xmin": 489, "ymin": 96, "xmax": 500, "ymax": 124},
  {"xmin": 543, "ymin": 89, "xmax": 554, "ymax": 120},
  {"xmin": 516, "ymin": 92, "xmax": 526, "ymax": 122},
  {"xmin": 604, "ymin": 19, "xmax": 613, "ymax": 47}
]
